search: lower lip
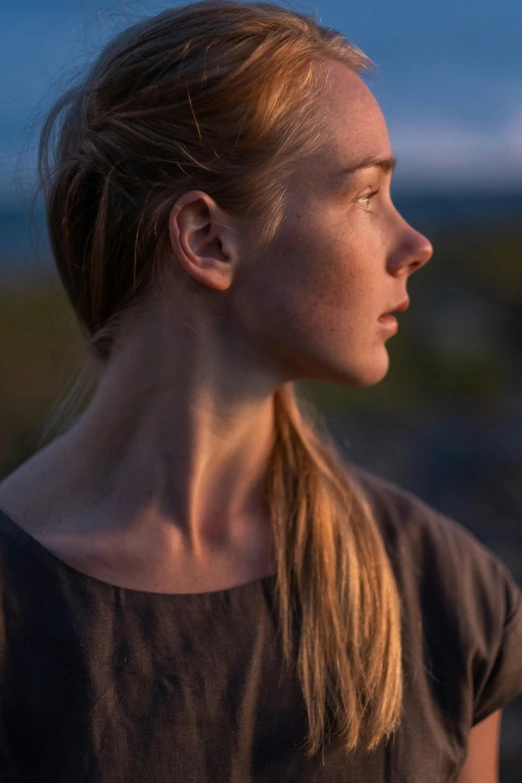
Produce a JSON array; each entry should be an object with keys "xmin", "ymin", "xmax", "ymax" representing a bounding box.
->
[{"xmin": 378, "ymin": 314, "xmax": 398, "ymax": 331}]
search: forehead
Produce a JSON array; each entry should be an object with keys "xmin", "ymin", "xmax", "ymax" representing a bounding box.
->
[{"xmin": 307, "ymin": 61, "xmax": 392, "ymax": 180}]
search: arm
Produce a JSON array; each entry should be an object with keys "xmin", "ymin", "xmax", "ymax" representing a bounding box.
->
[{"xmin": 457, "ymin": 709, "xmax": 502, "ymax": 783}]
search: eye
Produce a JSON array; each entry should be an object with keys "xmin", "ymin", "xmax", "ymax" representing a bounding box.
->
[{"xmin": 356, "ymin": 189, "xmax": 380, "ymax": 211}]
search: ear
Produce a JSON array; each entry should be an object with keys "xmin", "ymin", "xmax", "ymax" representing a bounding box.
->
[{"xmin": 167, "ymin": 190, "xmax": 241, "ymax": 291}]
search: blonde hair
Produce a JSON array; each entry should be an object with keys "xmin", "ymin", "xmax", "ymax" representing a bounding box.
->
[{"xmin": 38, "ymin": 0, "xmax": 402, "ymax": 756}]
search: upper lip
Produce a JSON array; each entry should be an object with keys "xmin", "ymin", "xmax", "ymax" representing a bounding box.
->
[{"xmin": 381, "ymin": 297, "xmax": 410, "ymax": 316}]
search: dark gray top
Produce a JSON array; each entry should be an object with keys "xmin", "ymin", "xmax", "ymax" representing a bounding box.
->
[{"xmin": 0, "ymin": 464, "xmax": 521, "ymax": 782}]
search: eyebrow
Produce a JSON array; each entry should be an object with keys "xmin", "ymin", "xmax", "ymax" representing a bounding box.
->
[{"xmin": 340, "ymin": 155, "xmax": 397, "ymax": 177}]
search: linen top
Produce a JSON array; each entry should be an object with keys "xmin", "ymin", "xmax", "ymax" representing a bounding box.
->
[{"xmin": 0, "ymin": 463, "xmax": 521, "ymax": 782}]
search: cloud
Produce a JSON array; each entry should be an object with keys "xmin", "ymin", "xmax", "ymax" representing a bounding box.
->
[{"xmin": 389, "ymin": 110, "xmax": 522, "ymax": 188}]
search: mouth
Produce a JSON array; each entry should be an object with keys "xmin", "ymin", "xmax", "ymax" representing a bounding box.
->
[
  {"xmin": 377, "ymin": 313, "xmax": 399, "ymax": 330},
  {"xmin": 378, "ymin": 297, "xmax": 410, "ymax": 328},
  {"xmin": 380, "ymin": 297, "xmax": 410, "ymax": 318}
]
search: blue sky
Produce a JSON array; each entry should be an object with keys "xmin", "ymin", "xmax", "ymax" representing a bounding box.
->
[{"xmin": 1, "ymin": 0, "xmax": 522, "ymax": 199}]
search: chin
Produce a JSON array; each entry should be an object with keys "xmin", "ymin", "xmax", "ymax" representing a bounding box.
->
[
  {"xmin": 355, "ymin": 369, "xmax": 389, "ymax": 388},
  {"xmin": 290, "ymin": 341, "xmax": 391, "ymax": 387},
  {"xmin": 357, "ymin": 359, "xmax": 391, "ymax": 387},
  {"xmin": 305, "ymin": 351, "xmax": 390, "ymax": 388},
  {"xmin": 345, "ymin": 367, "xmax": 389, "ymax": 389},
  {"xmin": 347, "ymin": 350, "xmax": 391, "ymax": 388}
]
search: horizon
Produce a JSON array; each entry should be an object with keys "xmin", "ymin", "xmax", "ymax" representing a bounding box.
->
[
  {"xmin": 1, "ymin": 0, "xmax": 522, "ymax": 198},
  {"xmin": 2, "ymin": 186, "xmax": 521, "ymax": 275}
]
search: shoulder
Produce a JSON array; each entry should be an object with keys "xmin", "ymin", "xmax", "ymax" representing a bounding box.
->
[
  {"xmin": 349, "ymin": 460, "xmax": 518, "ymax": 604},
  {"xmin": 349, "ymin": 461, "xmax": 522, "ymax": 725}
]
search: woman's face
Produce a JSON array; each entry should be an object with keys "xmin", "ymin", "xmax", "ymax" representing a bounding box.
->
[{"xmin": 234, "ymin": 61, "xmax": 433, "ymax": 388}]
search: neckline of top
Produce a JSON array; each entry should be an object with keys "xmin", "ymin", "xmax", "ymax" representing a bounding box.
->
[{"xmin": 0, "ymin": 507, "xmax": 277, "ymax": 600}]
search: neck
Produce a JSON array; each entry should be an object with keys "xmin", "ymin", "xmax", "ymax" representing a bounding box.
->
[{"xmin": 40, "ymin": 285, "xmax": 286, "ymax": 556}]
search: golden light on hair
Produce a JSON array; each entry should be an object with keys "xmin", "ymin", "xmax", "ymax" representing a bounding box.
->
[{"xmin": 38, "ymin": 0, "xmax": 401, "ymax": 756}]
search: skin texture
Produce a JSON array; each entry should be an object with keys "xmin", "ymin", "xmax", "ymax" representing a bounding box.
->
[
  {"xmin": 0, "ymin": 59, "xmax": 501, "ymax": 782},
  {"xmin": 1, "ymin": 59, "xmax": 435, "ymax": 581},
  {"xmin": 457, "ymin": 710, "xmax": 501, "ymax": 783},
  {"xmin": 0, "ymin": 62, "xmax": 433, "ymax": 595}
]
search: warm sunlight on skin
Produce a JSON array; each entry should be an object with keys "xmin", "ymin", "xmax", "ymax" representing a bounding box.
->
[
  {"xmin": 224, "ymin": 62, "xmax": 434, "ymax": 389},
  {"xmin": 0, "ymin": 61, "xmax": 434, "ymax": 592},
  {"xmin": 457, "ymin": 710, "xmax": 502, "ymax": 783}
]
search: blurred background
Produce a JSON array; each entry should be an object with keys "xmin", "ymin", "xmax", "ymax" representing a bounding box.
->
[{"xmin": 1, "ymin": 0, "xmax": 521, "ymax": 774}]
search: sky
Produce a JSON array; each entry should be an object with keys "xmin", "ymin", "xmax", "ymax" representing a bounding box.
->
[{"xmin": 1, "ymin": 0, "xmax": 522, "ymax": 201}]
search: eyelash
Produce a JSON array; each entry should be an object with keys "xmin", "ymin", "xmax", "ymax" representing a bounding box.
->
[{"xmin": 356, "ymin": 189, "xmax": 380, "ymax": 210}]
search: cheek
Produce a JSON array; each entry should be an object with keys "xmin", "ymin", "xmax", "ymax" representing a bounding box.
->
[
  {"xmin": 237, "ymin": 217, "xmax": 374, "ymax": 348},
  {"xmin": 232, "ymin": 210, "xmax": 394, "ymax": 386}
]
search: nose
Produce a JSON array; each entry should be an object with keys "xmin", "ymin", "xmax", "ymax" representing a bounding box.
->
[{"xmin": 388, "ymin": 213, "xmax": 433, "ymax": 277}]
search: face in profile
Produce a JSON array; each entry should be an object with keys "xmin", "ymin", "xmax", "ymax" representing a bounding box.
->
[{"xmin": 232, "ymin": 61, "xmax": 433, "ymax": 389}]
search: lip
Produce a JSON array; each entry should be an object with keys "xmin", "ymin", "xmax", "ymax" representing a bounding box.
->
[
  {"xmin": 378, "ymin": 314, "xmax": 399, "ymax": 331},
  {"xmin": 380, "ymin": 297, "xmax": 410, "ymax": 317}
]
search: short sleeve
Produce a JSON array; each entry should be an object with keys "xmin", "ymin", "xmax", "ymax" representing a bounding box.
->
[
  {"xmin": 348, "ymin": 463, "xmax": 522, "ymax": 732},
  {"xmin": 471, "ymin": 563, "xmax": 522, "ymax": 725},
  {"xmin": 419, "ymin": 507, "xmax": 522, "ymax": 726},
  {"xmin": 415, "ymin": 509, "xmax": 522, "ymax": 727}
]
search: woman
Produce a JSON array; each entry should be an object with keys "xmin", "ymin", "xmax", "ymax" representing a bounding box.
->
[{"xmin": 0, "ymin": 1, "xmax": 521, "ymax": 780}]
